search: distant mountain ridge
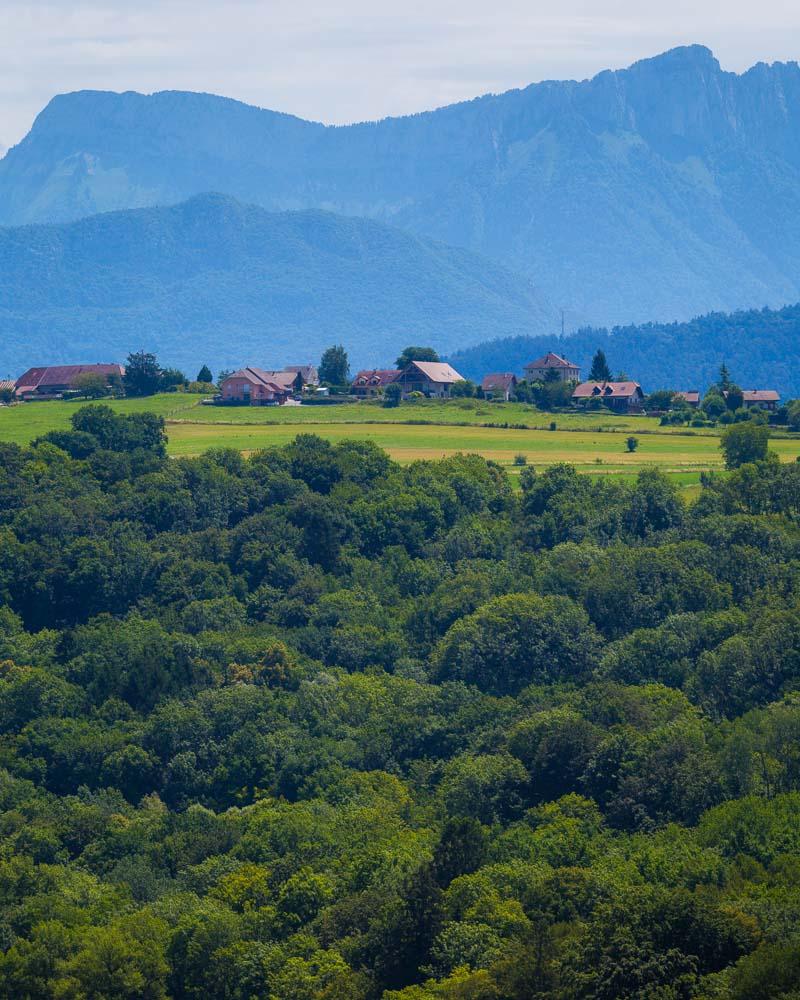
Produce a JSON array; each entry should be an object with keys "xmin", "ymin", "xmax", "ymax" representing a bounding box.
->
[
  {"xmin": 3, "ymin": 46, "xmax": 800, "ymax": 326},
  {"xmin": 447, "ymin": 303, "xmax": 800, "ymax": 397},
  {"xmin": 0, "ymin": 194, "xmax": 556, "ymax": 376}
]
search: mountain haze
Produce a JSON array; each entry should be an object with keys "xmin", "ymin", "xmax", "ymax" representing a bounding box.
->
[
  {"xmin": 0, "ymin": 194, "xmax": 555, "ymax": 375},
  {"xmin": 3, "ymin": 46, "xmax": 800, "ymax": 326}
]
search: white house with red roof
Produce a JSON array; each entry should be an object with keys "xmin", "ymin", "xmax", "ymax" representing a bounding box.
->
[{"xmin": 524, "ymin": 352, "xmax": 580, "ymax": 383}]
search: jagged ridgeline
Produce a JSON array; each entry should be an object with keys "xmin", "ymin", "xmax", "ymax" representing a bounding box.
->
[{"xmin": 3, "ymin": 45, "xmax": 800, "ymax": 326}]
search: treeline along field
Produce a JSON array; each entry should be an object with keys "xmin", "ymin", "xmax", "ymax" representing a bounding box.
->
[
  {"xmin": 2, "ymin": 395, "xmax": 799, "ymax": 486},
  {"xmin": 0, "ymin": 405, "xmax": 800, "ymax": 997}
]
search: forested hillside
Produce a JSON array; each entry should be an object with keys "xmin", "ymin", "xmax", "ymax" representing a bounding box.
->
[
  {"xmin": 4, "ymin": 46, "xmax": 800, "ymax": 324},
  {"xmin": 1, "ymin": 408, "xmax": 800, "ymax": 997},
  {"xmin": 0, "ymin": 194, "xmax": 554, "ymax": 375},
  {"xmin": 448, "ymin": 302, "xmax": 800, "ymax": 396}
]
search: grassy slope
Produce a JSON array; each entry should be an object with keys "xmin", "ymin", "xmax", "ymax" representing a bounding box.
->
[
  {"xmin": 2, "ymin": 396, "xmax": 798, "ymax": 486},
  {"xmin": 0, "ymin": 395, "xmax": 199, "ymax": 445}
]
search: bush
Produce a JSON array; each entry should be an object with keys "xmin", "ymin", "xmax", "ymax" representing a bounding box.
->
[
  {"xmin": 383, "ymin": 383, "xmax": 402, "ymax": 408},
  {"xmin": 451, "ymin": 380, "xmax": 476, "ymax": 398},
  {"xmin": 626, "ymin": 437, "xmax": 639, "ymax": 452},
  {"xmin": 513, "ymin": 454, "xmax": 527, "ymax": 466},
  {"xmin": 720, "ymin": 422, "xmax": 770, "ymax": 469},
  {"xmin": 72, "ymin": 372, "xmax": 110, "ymax": 399}
]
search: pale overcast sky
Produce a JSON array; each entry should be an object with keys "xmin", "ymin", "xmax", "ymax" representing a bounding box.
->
[{"xmin": 1, "ymin": 0, "xmax": 800, "ymax": 150}]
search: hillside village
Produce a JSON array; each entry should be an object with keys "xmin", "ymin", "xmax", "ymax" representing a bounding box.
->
[{"xmin": 2, "ymin": 347, "xmax": 787, "ymax": 429}]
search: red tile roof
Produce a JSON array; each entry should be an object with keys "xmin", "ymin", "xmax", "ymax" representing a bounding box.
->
[
  {"xmin": 284, "ymin": 365, "xmax": 318, "ymax": 382},
  {"xmin": 15, "ymin": 364, "xmax": 124, "ymax": 391},
  {"xmin": 481, "ymin": 373, "xmax": 517, "ymax": 392},
  {"xmin": 352, "ymin": 369, "xmax": 401, "ymax": 387},
  {"xmin": 225, "ymin": 368, "xmax": 298, "ymax": 392},
  {"xmin": 525, "ymin": 352, "xmax": 579, "ymax": 370},
  {"xmin": 404, "ymin": 361, "xmax": 464, "ymax": 383},
  {"xmin": 572, "ymin": 380, "xmax": 643, "ymax": 399},
  {"xmin": 741, "ymin": 390, "xmax": 780, "ymax": 402},
  {"xmin": 223, "ymin": 368, "xmax": 296, "ymax": 393},
  {"xmin": 675, "ymin": 390, "xmax": 700, "ymax": 404},
  {"xmin": 258, "ymin": 370, "xmax": 303, "ymax": 390}
]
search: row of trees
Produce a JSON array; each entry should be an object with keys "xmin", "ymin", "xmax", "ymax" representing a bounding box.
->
[{"xmin": 122, "ymin": 353, "xmax": 218, "ymax": 397}]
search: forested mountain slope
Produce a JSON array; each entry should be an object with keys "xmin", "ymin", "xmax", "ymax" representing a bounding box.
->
[
  {"xmin": 0, "ymin": 194, "xmax": 554, "ymax": 374},
  {"xmin": 3, "ymin": 46, "xmax": 800, "ymax": 324},
  {"xmin": 448, "ymin": 302, "xmax": 800, "ymax": 396}
]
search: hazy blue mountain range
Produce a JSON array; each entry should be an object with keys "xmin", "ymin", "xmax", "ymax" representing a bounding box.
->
[
  {"xmin": 0, "ymin": 194, "xmax": 557, "ymax": 376},
  {"xmin": 2, "ymin": 45, "xmax": 800, "ymax": 327},
  {"xmin": 447, "ymin": 303, "xmax": 800, "ymax": 397}
]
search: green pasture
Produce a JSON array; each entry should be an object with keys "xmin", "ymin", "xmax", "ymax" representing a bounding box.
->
[
  {"xmin": 169, "ymin": 398, "xmax": 669, "ymax": 430},
  {"xmin": 0, "ymin": 394, "xmax": 197, "ymax": 445},
  {"xmin": 2, "ymin": 395, "xmax": 798, "ymax": 487}
]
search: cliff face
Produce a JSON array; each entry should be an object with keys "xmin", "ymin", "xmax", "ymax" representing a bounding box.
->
[{"xmin": 2, "ymin": 46, "xmax": 800, "ymax": 326}]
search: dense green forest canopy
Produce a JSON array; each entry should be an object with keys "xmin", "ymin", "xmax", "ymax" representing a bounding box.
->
[{"xmin": 1, "ymin": 405, "xmax": 800, "ymax": 998}]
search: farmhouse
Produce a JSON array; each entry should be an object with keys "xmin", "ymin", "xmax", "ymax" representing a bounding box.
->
[
  {"xmin": 481, "ymin": 373, "xmax": 518, "ymax": 401},
  {"xmin": 675, "ymin": 391, "xmax": 700, "ymax": 407},
  {"xmin": 524, "ymin": 352, "xmax": 581, "ymax": 383},
  {"xmin": 351, "ymin": 370, "xmax": 401, "ymax": 397},
  {"xmin": 393, "ymin": 361, "xmax": 465, "ymax": 398},
  {"xmin": 256, "ymin": 370, "xmax": 304, "ymax": 393},
  {"xmin": 572, "ymin": 380, "xmax": 645, "ymax": 413},
  {"xmin": 14, "ymin": 364, "xmax": 124, "ymax": 400},
  {"xmin": 738, "ymin": 390, "xmax": 780, "ymax": 411},
  {"xmin": 285, "ymin": 365, "xmax": 319, "ymax": 387},
  {"xmin": 219, "ymin": 368, "xmax": 298, "ymax": 405}
]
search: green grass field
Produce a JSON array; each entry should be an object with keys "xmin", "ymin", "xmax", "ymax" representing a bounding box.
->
[
  {"xmin": 0, "ymin": 394, "xmax": 199, "ymax": 445},
  {"xmin": 2, "ymin": 395, "xmax": 798, "ymax": 490}
]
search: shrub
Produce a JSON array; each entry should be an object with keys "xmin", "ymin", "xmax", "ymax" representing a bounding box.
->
[{"xmin": 720, "ymin": 422, "xmax": 770, "ymax": 469}]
